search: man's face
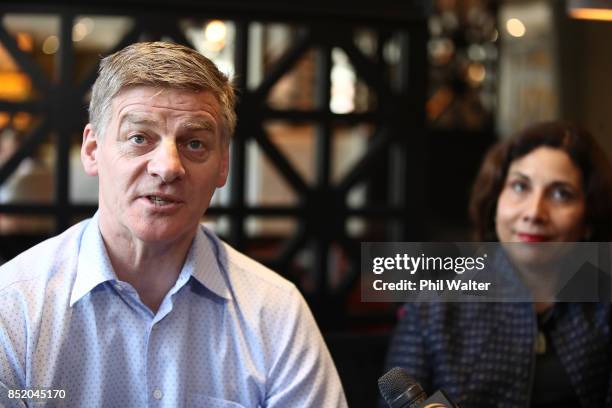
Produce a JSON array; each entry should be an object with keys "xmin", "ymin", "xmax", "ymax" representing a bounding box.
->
[{"xmin": 82, "ymin": 86, "xmax": 229, "ymax": 244}]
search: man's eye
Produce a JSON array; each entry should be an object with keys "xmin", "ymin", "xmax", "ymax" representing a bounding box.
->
[
  {"xmin": 187, "ymin": 140, "xmax": 204, "ymax": 150},
  {"xmin": 129, "ymin": 135, "xmax": 146, "ymax": 145}
]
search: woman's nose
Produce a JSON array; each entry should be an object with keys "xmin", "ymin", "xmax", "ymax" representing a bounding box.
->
[{"xmin": 522, "ymin": 191, "xmax": 548, "ymax": 223}]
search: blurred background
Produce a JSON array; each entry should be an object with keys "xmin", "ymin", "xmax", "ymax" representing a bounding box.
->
[{"xmin": 0, "ymin": 0, "xmax": 611, "ymax": 406}]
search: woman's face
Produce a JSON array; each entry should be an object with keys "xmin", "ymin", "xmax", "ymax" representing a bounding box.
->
[{"xmin": 495, "ymin": 146, "xmax": 587, "ymax": 243}]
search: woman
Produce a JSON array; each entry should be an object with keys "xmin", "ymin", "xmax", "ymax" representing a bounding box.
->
[{"xmin": 383, "ymin": 121, "xmax": 612, "ymax": 408}]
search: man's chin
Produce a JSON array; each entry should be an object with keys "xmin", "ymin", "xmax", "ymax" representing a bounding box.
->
[{"xmin": 130, "ymin": 221, "xmax": 197, "ymax": 245}]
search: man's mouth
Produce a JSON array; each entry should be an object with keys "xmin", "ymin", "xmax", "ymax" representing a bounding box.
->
[{"xmin": 146, "ymin": 195, "xmax": 180, "ymax": 206}]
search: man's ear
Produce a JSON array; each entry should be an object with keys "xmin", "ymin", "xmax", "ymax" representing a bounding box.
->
[
  {"xmin": 216, "ymin": 146, "xmax": 230, "ymax": 188},
  {"xmin": 81, "ymin": 124, "xmax": 99, "ymax": 176}
]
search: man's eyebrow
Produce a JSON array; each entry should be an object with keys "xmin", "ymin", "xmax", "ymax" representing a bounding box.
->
[
  {"xmin": 119, "ymin": 113, "xmax": 159, "ymax": 127},
  {"xmin": 182, "ymin": 119, "xmax": 215, "ymax": 131}
]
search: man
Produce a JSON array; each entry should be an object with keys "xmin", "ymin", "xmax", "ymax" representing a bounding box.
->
[{"xmin": 0, "ymin": 42, "xmax": 347, "ymax": 407}]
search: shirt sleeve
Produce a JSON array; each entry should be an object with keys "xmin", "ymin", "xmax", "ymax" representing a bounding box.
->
[
  {"xmin": 263, "ymin": 285, "xmax": 348, "ymax": 408},
  {"xmin": 0, "ymin": 290, "xmax": 28, "ymax": 408}
]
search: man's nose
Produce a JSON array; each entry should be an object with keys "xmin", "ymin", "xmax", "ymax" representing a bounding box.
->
[
  {"xmin": 522, "ymin": 191, "xmax": 548, "ymax": 223},
  {"xmin": 147, "ymin": 140, "xmax": 186, "ymax": 183}
]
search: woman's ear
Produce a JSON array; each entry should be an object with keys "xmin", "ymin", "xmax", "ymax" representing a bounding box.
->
[{"xmin": 81, "ymin": 124, "xmax": 99, "ymax": 176}]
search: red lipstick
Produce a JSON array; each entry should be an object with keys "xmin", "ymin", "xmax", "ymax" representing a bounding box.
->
[{"xmin": 516, "ymin": 233, "xmax": 547, "ymax": 242}]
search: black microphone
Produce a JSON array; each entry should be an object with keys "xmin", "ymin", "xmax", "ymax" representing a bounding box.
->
[{"xmin": 378, "ymin": 367, "xmax": 459, "ymax": 408}]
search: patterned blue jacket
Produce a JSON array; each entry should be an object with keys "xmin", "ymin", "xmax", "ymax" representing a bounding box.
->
[{"xmin": 384, "ymin": 301, "xmax": 612, "ymax": 407}]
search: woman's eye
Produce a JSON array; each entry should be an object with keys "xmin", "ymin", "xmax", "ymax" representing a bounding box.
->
[
  {"xmin": 510, "ymin": 180, "xmax": 528, "ymax": 193},
  {"xmin": 551, "ymin": 188, "xmax": 574, "ymax": 202},
  {"xmin": 129, "ymin": 135, "xmax": 146, "ymax": 145}
]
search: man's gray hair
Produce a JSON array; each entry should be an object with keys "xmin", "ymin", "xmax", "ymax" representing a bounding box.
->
[{"xmin": 89, "ymin": 41, "xmax": 236, "ymax": 143}]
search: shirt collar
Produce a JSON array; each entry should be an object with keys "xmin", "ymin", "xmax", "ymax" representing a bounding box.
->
[
  {"xmin": 187, "ymin": 225, "xmax": 233, "ymax": 301},
  {"xmin": 70, "ymin": 214, "xmax": 233, "ymax": 306},
  {"xmin": 70, "ymin": 212, "xmax": 119, "ymax": 306}
]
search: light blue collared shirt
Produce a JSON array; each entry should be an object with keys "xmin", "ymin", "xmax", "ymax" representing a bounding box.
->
[{"xmin": 0, "ymin": 214, "xmax": 347, "ymax": 407}]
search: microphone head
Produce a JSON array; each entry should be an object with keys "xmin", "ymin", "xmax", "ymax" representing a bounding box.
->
[{"xmin": 378, "ymin": 367, "xmax": 426, "ymax": 408}]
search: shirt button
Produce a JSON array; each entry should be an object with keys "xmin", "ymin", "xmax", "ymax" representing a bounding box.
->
[{"xmin": 153, "ymin": 389, "xmax": 163, "ymax": 400}]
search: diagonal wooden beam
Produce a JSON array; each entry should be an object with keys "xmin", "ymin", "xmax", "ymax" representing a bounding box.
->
[
  {"xmin": 252, "ymin": 124, "xmax": 310, "ymax": 195},
  {"xmin": 252, "ymin": 30, "xmax": 312, "ymax": 100},
  {"xmin": 275, "ymin": 221, "xmax": 309, "ymax": 266},
  {"xmin": 0, "ymin": 17, "xmax": 49, "ymax": 93},
  {"xmin": 0, "ymin": 118, "xmax": 51, "ymax": 185},
  {"xmin": 336, "ymin": 125, "xmax": 391, "ymax": 195},
  {"xmin": 337, "ymin": 36, "xmax": 391, "ymax": 99},
  {"xmin": 76, "ymin": 22, "xmax": 143, "ymax": 98}
]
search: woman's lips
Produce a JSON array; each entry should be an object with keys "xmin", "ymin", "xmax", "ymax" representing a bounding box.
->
[{"xmin": 516, "ymin": 233, "xmax": 548, "ymax": 242}]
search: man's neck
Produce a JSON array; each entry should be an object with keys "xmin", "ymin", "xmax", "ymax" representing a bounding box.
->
[{"xmin": 99, "ymin": 224, "xmax": 196, "ymax": 313}]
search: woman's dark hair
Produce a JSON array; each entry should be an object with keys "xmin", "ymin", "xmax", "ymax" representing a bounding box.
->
[{"xmin": 469, "ymin": 121, "xmax": 612, "ymax": 241}]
